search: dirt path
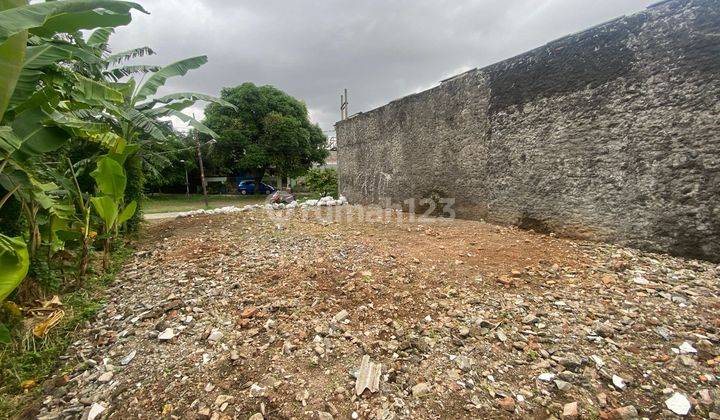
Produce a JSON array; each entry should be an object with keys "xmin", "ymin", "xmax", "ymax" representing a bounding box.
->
[
  {"xmin": 143, "ymin": 211, "xmax": 185, "ymax": 220},
  {"xmin": 30, "ymin": 206, "xmax": 719, "ymax": 419}
]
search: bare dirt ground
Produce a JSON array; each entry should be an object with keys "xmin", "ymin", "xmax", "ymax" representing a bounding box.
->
[{"xmin": 29, "ymin": 206, "xmax": 719, "ymax": 419}]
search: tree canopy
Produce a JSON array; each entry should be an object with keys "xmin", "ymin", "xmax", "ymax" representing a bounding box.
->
[{"xmin": 204, "ymin": 83, "xmax": 328, "ymax": 184}]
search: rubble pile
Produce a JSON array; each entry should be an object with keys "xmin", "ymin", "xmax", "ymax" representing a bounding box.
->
[
  {"xmin": 176, "ymin": 196, "xmax": 349, "ymax": 218},
  {"xmin": 30, "ymin": 206, "xmax": 719, "ymax": 419}
]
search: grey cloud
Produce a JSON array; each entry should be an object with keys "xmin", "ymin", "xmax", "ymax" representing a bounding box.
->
[{"xmin": 110, "ymin": 0, "xmax": 656, "ymax": 134}]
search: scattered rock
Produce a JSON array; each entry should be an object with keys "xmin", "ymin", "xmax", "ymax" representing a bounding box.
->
[
  {"xmin": 458, "ymin": 326, "xmax": 470, "ymax": 337},
  {"xmin": 120, "ymin": 350, "xmax": 136, "ymax": 365},
  {"xmin": 412, "ymin": 382, "xmax": 431, "ymax": 397},
  {"xmin": 241, "ymin": 306, "xmax": 257, "ymax": 318},
  {"xmin": 612, "ymin": 375, "xmax": 627, "ymax": 390},
  {"xmin": 455, "ymin": 355, "xmax": 474, "ymax": 372},
  {"xmin": 207, "ymin": 329, "xmax": 223, "ymax": 343},
  {"xmin": 605, "ymin": 405, "xmax": 639, "ymax": 419},
  {"xmin": 87, "ymin": 403, "xmax": 106, "ymax": 420},
  {"xmin": 332, "ymin": 310, "xmax": 349, "ymax": 323},
  {"xmin": 679, "ymin": 342, "xmax": 697, "ymax": 354},
  {"xmin": 554, "ymin": 379, "xmax": 572, "ymax": 392},
  {"xmin": 498, "ymin": 396, "xmax": 515, "ymax": 412},
  {"xmin": 538, "ymin": 372, "xmax": 556, "ymax": 382},
  {"xmin": 158, "ymin": 328, "xmax": 174, "ymax": 341},
  {"xmin": 97, "ymin": 372, "xmax": 113, "ymax": 383},
  {"xmin": 27, "ymin": 205, "xmax": 720, "ymax": 419},
  {"xmin": 562, "ymin": 401, "xmax": 578, "ymax": 419},
  {"xmin": 665, "ymin": 392, "xmax": 691, "ymax": 416}
]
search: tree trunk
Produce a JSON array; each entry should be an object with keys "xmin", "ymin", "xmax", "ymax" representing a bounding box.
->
[
  {"xmin": 103, "ymin": 237, "xmax": 110, "ymax": 270},
  {"xmin": 79, "ymin": 239, "xmax": 89, "ymax": 280},
  {"xmin": 253, "ymin": 168, "xmax": 266, "ymax": 195}
]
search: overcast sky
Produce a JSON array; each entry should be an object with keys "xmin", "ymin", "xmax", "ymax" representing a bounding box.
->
[{"xmin": 110, "ymin": 0, "xmax": 656, "ymax": 136}]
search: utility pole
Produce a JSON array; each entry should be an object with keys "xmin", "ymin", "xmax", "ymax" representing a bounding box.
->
[
  {"xmin": 340, "ymin": 88, "xmax": 348, "ymax": 120},
  {"xmin": 194, "ymin": 128, "xmax": 209, "ymax": 208}
]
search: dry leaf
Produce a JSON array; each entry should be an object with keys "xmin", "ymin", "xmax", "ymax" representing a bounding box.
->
[
  {"xmin": 32, "ymin": 310, "xmax": 65, "ymax": 337},
  {"xmin": 20, "ymin": 379, "xmax": 36, "ymax": 390}
]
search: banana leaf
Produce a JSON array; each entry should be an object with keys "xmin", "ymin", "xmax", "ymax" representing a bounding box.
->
[
  {"xmin": 0, "ymin": 0, "xmax": 27, "ymax": 121},
  {"xmin": 133, "ymin": 56, "xmax": 208, "ymax": 103},
  {"xmin": 90, "ymin": 195, "xmax": 117, "ymax": 228},
  {"xmin": 0, "ymin": 0, "xmax": 147, "ymax": 44},
  {"xmin": 0, "ymin": 234, "xmax": 29, "ymax": 303},
  {"xmin": 90, "ymin": 156, "xmax": 126, "ymax": 201},
  {"xmin": 117, "ymin": 199, "xmax": 136, "ymax": 225}
]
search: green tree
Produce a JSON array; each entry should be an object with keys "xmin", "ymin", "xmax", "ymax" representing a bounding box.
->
[{"xmin": 204, "ymin": 83, "xmax": 328, "ymax": 192}]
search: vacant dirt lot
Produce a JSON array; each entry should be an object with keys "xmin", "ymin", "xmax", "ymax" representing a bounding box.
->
[{"xmin": 30, "ymin": 206, "xmax": 719, "ymax": 419}]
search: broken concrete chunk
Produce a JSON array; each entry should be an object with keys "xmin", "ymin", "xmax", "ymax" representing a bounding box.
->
[
  {"xmin": 158, "ymin": 328, "xmax": 175, "ymax": 341},
  {"xmin": 354, "ymin": 355, "xmax": 381, "ymax": 396},
  {"xmin": 250, "ymin": 384, "xmax": 267, "ymax": 398},
  {"xmin": 562, "ymin": 401, "xmax": 579, "ymax": 419},
  {"xmin": 207, "ymin": 329, "xmax": 223, "ymax": 343},
  {"xmin": 87, "ymin": 403, "xmax": 106, "ymax": 420},
  {"xmin": 612, "ymin": 374, "xmax": 626, "ymax": 390},
  {"xmin": 554, "ymin": 379, "xmax": 572, "ymax": 391},
  {"xmin": 665, "ymin": 392, "xmax": 691, "ymax": 416},
  {"xmin": 679, "ymin": 341, "xmax": 697, "ymax": 354},
  {"xmin": 332, "ymin": 309, "xmax": 349, "ymax": 323}
]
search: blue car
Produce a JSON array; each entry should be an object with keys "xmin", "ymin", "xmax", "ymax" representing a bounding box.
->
[{"xmin": 237, "ymin": 180, "xmax": 276, "ymax": 195}]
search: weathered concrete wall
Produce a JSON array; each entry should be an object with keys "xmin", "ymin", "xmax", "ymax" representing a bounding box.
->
[{"xmin": 336, "ymin": 0, "xmax": 720, "ymax": 261}]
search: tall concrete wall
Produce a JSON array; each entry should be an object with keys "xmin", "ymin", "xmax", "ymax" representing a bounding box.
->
[{"xmin": 336, "ymin": 0, "xmax": 720, "ymax": 261}]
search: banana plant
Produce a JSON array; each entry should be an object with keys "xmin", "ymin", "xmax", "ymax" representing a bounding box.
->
[
  {"xmin": 0, "ymin": 0, "xmax": 145, "ymax": 307},
  {"xmin": 89, "ymin": 155, "xmax": 135, "ymax": 268}
]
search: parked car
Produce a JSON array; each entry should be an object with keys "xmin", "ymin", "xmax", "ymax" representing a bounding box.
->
[{"xmin": 237, "ymin": 180, "xmax": 276, "ymax": 195}]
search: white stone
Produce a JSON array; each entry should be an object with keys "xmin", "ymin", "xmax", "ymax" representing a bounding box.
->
[
  {"xmin": 679, "ymin": 342, "xmax": 697, "ymax": 354},
  {"xmin": 591, "ymin": 355, "xmax": 605, "ymax": 368},
  {"xmin": 88, "ymin": 403, "xmax": 106, "ymax": 420},
  {"xmin": 97, "ymin": 371, "xmax": 113, "ymax": 383},
  {"xmin": 158, "ymin": 328, "xmax": 175, "ymax": 341},
  {"xmin": 665, "ymin": 392, "xmax": 691, "ymax": 416},
  {"xmin": 612, "ymin": 375, "xmax": 626, "ymax": 390},
  {"xmin": 250, "ymin": 384, "xmax": 267, "ymax": 397},
  {"xmin": 633, "ymin": 275, "xmax": 650, "ymax": 285},
  {"xmin": 120, "ymin": 350, "xmax": 136, "ymax": 365},
  {"xmin": 538, "ymin": 372, "xmax": 556, "ymax": 381},
  {"xmin": 333, "ymin": 310, "xmax": 349, "ymax": 323},
  {"xmin": 207, "ymin": 329, "xmax": 224, "ymax": 343}
]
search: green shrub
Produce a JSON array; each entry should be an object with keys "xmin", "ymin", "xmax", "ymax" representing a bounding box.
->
[{"xmin": 304, "ymin": 168, "xmax": 338, "ymax": 198}]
